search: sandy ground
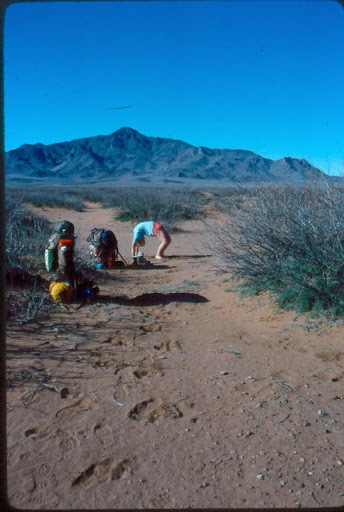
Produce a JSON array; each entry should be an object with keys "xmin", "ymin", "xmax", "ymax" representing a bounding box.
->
[{"xmin": 6, "ymin": 202, "xmax": 344, "ymax": 509}]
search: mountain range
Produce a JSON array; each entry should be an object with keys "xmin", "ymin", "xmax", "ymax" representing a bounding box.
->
[{"xmin": 5, "ymin": 127, "xmax": 331, "ymax": 186}]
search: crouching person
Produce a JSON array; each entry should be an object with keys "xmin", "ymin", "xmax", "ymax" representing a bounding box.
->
[{"xmin": 132, "ymin": 221, "xmax": 171, "ymax": 260}]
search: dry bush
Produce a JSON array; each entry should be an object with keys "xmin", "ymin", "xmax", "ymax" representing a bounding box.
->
[
  {"xmin": 5, "ymin": 196, "xmax": 52, "ymax": 322},
  {"xmin": 208, "ymin": 179, "xmax": 344, "ymax": 317},
  {"xmin": 213, "ymin": 186, "xmax": 252, "ymax": 211},
  {"xmin": 7, "ymin": 185, "xmax": 204, "ymax": 230},
  {"xmin": 6, "ymin": 185, "xmax": 85, "ymax": 211},
  {"xmin": 108, "ymin": 187, "xmax": 202, "ymax": 229},
  {"xmin": 6, "ymin": 197, "xmax": 51, "ymax": 275}
]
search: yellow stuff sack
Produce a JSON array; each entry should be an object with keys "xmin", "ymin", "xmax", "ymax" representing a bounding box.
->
[{"xmin": 49, "ymin": 281, "xmax": 74, "ymax": 302}]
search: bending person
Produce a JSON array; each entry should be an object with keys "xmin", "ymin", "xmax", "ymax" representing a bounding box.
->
[{"xmin": 132, "ymin": 221, "xmax": 171, "ymax": 260}]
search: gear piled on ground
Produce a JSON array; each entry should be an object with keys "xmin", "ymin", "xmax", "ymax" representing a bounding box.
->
[{"xmin": 49, "ymin": 281, "xmax": 74, "ymax": 302}]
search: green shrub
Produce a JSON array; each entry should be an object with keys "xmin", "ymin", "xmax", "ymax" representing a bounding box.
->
[{"xmin": 209, "ymin": 180, "xmax": 344, "ymax": 318}]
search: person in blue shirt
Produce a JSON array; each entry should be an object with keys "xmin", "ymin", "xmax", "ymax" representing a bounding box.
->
[{"xmin": 132, "ymin": 221, "xmax": 171, "ymax": 259}]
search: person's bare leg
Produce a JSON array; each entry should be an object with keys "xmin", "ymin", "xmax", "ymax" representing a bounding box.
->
[
  {"xmin": 155, "ymin": 227, "xmax": 171, "ymax": 259},
  {"xmin": 155, "ymin": 240, "xmax": 170, "ymax": 259}
]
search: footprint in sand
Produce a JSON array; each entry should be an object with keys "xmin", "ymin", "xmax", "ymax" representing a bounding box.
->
[
  {"xmin": 315, "ymin": 351, "xmax": 343, "ymax": 363},
  {"xmin": 132, "ymin": 367, "xmax": 159, "ymax": 379},
  {"xmin": 115, "ymin": 364, "xmax": 158, "ymax": 382},
  {"xmin": 148, "ymin": 402, "xmax": 184, "ymax": 423},
  {"xmin": 128, "ymin": 399, "xmax": 183, "ymax": 423},
  {"xmin": 128, "ymin": 399, "xmax": 155, "ymax": 421},
  {"xmin": 111, "ymin": 459, "xmax": 132, "ymax": 480},
  {"xmin": 71, "ymin": 457, "xmax": 132, "ymax": 488},
  {"xmin": 9, "ymin": 455, "xmax": 48, "ymax": 476},
  {"xmin": 59, "ymin": 435, "xmax": 78, "ymax": 453},
  {"xmin": 28, "ymin": 488, "xmax": 59, "ymax": 506},
  {"xmin": 153, "ymin": 339, "xmax": 183, "ymax": 351},
  {"xmin": 55, "ymin": 397, "xmax": 92, "ymax": 418},
  {"xmin": 35, "ymin": 462, "xmax": 52, "ymax": 479},
  {"xmin": 24, "ymin": 428, "xmax": 37, "ymax": 438},
  {"xmin": 32, "ymin": 466, "xmax": 58, "ymax": 504},
  {"xmin": 166, "ymin": 339, "xmax": 183, "ymax": 351},
  {"xmin": 93, "ymin": 423, "xmax": 116, "ymax": 448}
]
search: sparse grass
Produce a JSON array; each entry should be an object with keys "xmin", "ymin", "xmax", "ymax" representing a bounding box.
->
[
  {"xmin": 6, "ymin": 186, "xmax": 85, "ymax": 211},
  {"xmin": 6, "ymin": 185, "xmax": 205, "ymax": 230}
]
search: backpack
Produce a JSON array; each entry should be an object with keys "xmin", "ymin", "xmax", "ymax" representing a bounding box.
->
[
  {"xmin": 87, "ymin": 228, "xmax": 118, "ymax": 267},
  {"xmin": 53, "ymin": 220, "xmax": 75, "ymax": 239},
  {"xmin": 45, "ymin": 220, "xmax": 75, "ymax": 276}
]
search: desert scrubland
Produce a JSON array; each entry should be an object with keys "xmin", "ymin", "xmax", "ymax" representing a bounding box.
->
[{"xmin": 5, "ymin": 184, "xmax": 344, "ymax": 509}]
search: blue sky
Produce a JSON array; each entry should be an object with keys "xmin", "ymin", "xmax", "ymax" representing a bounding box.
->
[{"xmin": 4, "ymin": 0, "xmax": 344, "ymax": 175}]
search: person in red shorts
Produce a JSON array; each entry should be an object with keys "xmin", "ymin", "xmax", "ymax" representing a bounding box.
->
[{"xmin": 132, "ymin": 221, "xmax": 171, "ymax": 259}]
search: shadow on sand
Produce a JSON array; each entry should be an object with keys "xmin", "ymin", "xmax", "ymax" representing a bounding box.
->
[{"xmin": 97, "ymin": 292, "xmax": 209, "ymax": 307}]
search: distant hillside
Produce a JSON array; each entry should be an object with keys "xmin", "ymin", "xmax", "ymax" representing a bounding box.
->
[{"xmin": 5, "ymin": 127, "xmax": 330, "ymax": 186}]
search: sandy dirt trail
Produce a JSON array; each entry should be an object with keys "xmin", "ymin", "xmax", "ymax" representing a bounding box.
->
[{"xmin": 6, "ymin": 203, "xmax": 344, "ymax": 509}]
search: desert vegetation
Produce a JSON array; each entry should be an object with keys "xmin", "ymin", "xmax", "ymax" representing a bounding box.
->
[
  {"xmin": 5, "ymin": 195, "xmax": 52, "ymax": 322},
  {"xmin": 5, "ymin": 185, "xmax": 206, "ymax": 278},
  {"xmin": 6, "ymin": 180, "xmax": 344, "ymax": 319},
  {"xmin": 209, "ymin": 179, "xmax": 344, "ymax": 318},
  {"xmin": 5, "ymin": 185, "xmax": 205, "ymax": 321},
  {"xmin": 6, "ymin": 185, "xmax": 204, "ymax": 229},
  {"xmin": 6, "ymin": 185, "xmax": 85, "ymax": 211},
  {"xmin": 105, "ymin": 187, "xmax": 202, "ymax": 228},
  {"xmin": 5, "ymin": 181, "xmax": 344, "ymax": 509},
  {"xmin": 6, "ymin": 194, "xmax": 51, "ymax": 277}
]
